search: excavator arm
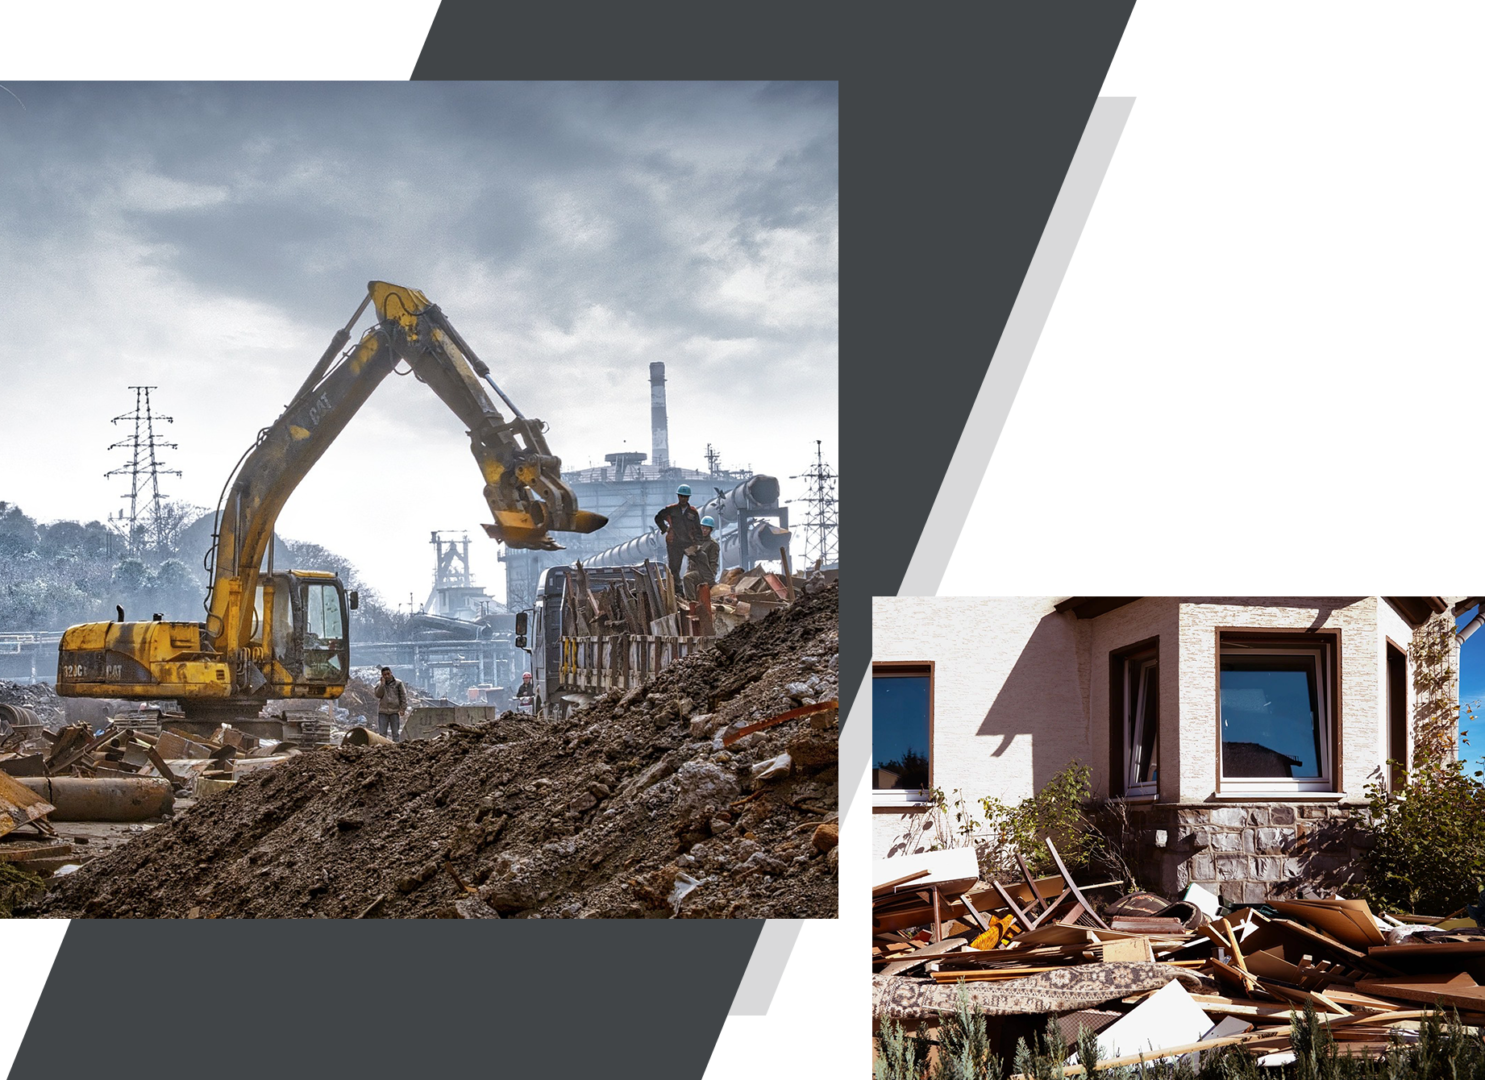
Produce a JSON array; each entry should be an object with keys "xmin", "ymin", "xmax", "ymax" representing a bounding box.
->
[
  {"xmin": 209, "ymin": 280, "xmax": 606, "ymax": 656},
  {"xmin": 58, "ymin": 280, "xmax": 605, "ymax": 716}
]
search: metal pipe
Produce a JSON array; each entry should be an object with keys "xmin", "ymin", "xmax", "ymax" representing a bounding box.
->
[
  {"xmin": 343, "ymin": 727, "xmax": 396, "ymax": 747},
  {"xmin": 584, "ymin": 519, "xmax": 790, "ymax": 571},
  {"xmin": 1460, "ymin": 607, "xmax": 1485, "ymax": 644},
  {"xmin": 15, "ymin": 776, "xmax": 173, "ymax": 821},
  {"xmin": 695, "ymin": 474, "xmax": 781, "ymax": 526}
]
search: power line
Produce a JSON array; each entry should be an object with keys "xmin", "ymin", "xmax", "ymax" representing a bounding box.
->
[{"xmin": 104, "ymin": 386, "xmax": 181, "ymax": 553}]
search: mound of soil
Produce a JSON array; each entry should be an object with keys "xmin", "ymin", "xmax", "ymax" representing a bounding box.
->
[{"xmin": 31, "ymin": 583, "xmax": 838, "ymax": 919}]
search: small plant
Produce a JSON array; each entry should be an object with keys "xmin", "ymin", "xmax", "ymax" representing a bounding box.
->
[
  {"xmin": 979, "ymin": 762, "xmax": 1095, "ymax": 877},
  {"xmin": 874, "ymin": 1017, "xmax": 925, "ymax": 1080},
  {"xmin": 930, "ymin": 983, "xmax": 1003, "ymax": 1080}
]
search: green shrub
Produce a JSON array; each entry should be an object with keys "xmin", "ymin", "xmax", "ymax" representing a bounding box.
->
[
  {"xmin": 1355, "ymin": 756, "xmax": 1485, "ymax": 915},
  {"xmin": 979, "ymin": 762, "xmax": 1095, "ymax": 877}
]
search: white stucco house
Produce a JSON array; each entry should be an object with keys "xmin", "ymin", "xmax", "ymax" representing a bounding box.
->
[{"xmin": 872, "ymin": 596, "xmax": 1471, "ymax": 902}]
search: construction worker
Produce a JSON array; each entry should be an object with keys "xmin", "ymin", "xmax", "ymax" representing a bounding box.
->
[
  {"xmin": 373, "ymin": 666, "xmax": 407, "ymax": 741},
  {"xmin": 654, "ymin": 483, "xmax": 703, "ymax": 582},
  {"xmin": 515, "ymin": 671, "xmax": 536, "ymax": 707},
  {"xmin": 683, "ymin": 516, "xmax": 720, "ymax": 601}
]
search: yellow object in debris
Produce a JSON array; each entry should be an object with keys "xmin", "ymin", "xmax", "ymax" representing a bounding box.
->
[
  {"xmin": 971, "ymin": 913, "xmax": 1019, "ymax": 950},
  {"xmin": 1437, "ymin": 917, "xmax": 1479, "ymax": 930}
]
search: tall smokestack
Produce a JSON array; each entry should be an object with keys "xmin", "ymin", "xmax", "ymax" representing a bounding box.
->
[{"xmin": 649, "ymin": 361, "xmax": 670, "ymax": 469}]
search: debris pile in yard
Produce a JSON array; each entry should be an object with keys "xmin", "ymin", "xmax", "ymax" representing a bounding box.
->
[
  {"xmin": 873, "ymin": 837, "xmax": 1485, "ymax": 1069},
  {"xmin": 30, "ymin": 582, "xmax": 838, "ymax": 919}
]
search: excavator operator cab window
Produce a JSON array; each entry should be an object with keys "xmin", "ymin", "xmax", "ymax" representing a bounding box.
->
[
  {"xmin": 251, "ymin": 584, "xmax": 266, "ymax": 647},
  {"xmin": 294, "ymin": 576, "xmax": 349, "ymax": 683}
]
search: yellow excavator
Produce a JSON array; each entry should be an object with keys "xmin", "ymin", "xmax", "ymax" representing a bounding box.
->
[{"xmin": 55, "ymin": 281, "xmax": 606, "ymax": 723}]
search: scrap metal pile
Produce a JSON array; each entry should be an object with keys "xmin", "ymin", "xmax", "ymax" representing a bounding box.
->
[
  {"xmin": 709, "ymin": 564, "xmax": 836, "ymax": 635},
  {"xmin": 873, "ymin": 841, "xmax": 1485, "ymax": 1068},
  {"xmin": 0, "ymin": 713, "xmax": 320, "ymax": 880}
]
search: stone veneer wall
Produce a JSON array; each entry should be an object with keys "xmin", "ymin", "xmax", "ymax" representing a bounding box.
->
[{"xmin": 1097, "ymin": 801, "xmax": 1373, "ymax": 904}]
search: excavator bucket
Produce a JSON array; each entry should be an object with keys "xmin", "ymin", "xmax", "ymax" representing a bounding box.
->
[{"xmin": 482, "ymin": 508, "xmax": 608, "ymax": 550}]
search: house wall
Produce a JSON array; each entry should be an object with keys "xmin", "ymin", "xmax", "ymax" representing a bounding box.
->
[
  {"xmin": 872, "ymin": 596, "xmax": 1434, "ymax": 898},
  {"xmin": 1086, "ymin": 598, "xmax": 1181, "ymax": 800},
  {"xmin": 870, "ymin": 596, "xmax": 1088, "ymax": 858},
  {"xmin": 1107, "ymin": 598, "xmax": 1401, "ymax": 901},
  {"xmin": 1174, "ymin": 597, "xmax": 1381, "ymax": 802},
  {"xmin": 1378, "ymin": 600, "xmax": 1416, "ymax": 782}
]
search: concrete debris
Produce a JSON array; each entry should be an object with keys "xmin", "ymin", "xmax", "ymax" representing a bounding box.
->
[
  {"xmin": 872, "ymin": 836, "xmax": 1485, "ymax": 1069},
  {"xmin": 27, "ymin": 582, "xmax": 838, "ymax": 919}
]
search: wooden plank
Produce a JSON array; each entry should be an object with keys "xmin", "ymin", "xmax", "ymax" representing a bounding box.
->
[
  {"xmin": 872, "ymin": 869, "xmax": 929, "ymax": 898},
  {"xmin": 1353, "ymin": 975, "xmax": 1485, "ymax": 1013},
  {"xmin": 872, "ymin": 848, "xmax": 980, "ymax": 891},
  {"xmin": 878, "ymin": 937, "xmax": 968, "ymax": 977}
]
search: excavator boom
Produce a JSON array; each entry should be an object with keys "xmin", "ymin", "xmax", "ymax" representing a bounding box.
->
[{"xmin": 57, "ymin": 281, "xmax": 606, "ymax": 716}]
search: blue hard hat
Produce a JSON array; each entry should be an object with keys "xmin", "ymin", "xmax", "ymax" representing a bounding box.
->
[
  {"xmin": 676, "ymin": 484, "xmax": 692, "ymax": 497},
  {"xmin": 700, "ymin": 516, "xmax": 716, "ymax": 528}
]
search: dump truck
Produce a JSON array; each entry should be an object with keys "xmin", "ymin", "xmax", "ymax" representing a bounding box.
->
[{"xmin": 523, "ymin": 564, "xmax": 708, "ymax": 720}]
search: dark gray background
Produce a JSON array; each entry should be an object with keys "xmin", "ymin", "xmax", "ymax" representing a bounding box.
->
[{"xmin": 2, "ymin": 921, "xmax": 813, "ymax": 1080}]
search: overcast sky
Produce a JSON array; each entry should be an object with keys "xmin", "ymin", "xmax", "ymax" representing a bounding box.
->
[{"xmin": 0, "ymin": 82, "xmax": 838, "ymax": 607}]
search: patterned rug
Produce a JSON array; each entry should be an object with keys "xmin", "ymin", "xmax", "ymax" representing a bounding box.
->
[{"xmin": 873, "ymin": 962, "xmax": 1212, "ymax": 1020}]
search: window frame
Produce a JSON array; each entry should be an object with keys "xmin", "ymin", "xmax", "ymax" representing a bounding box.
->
[
  {"xmin": 1109, "ymin": 637, "xmax": 1160, "ymax": 799},
  {"xmin": 1215, "ymin": 629, "xmax": 1340, "ymax": 795},
  {"xmin": 872, "ymin": 660, "xmax": 934, "ymax": 806},
  {"xmin": 1386, "ymin": 637, "xmax": 1408, "ymax": 792},
  {"xmin": 1126, "ymin": 655, "xmax": 1160, "ymax": 797}
]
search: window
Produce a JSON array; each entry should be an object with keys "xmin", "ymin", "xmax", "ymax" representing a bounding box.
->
[
  {"xmin": 1387, "ymin": 640, "xmax": 1407, "ymax": 791},
  {"xmin": 300, "ymin": 582, "xmax": 346, "ymax": 681},
  {"xmin": 1218, "ymin": 632, "xmax": 1336, "ymax": 793},
  {"xmin": 873, "ymin": 662, "xmax": 932, "ymax": 804},
  {"xmin": 1110, "ymin": 639, "xmax": 1159, "ymax": 798}
]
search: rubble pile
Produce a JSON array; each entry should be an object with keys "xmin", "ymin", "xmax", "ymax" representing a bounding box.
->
[
  {"xmin": 0, "ymin": 680, "xmax": 65, "ymax": 729},
  {"xmin": 31, "ymin": 582, "xmax": 838, "ymax": 919},
  {"xmin": 873, "ymin": 839, "xmax": 1485, "ymax": 1067}
]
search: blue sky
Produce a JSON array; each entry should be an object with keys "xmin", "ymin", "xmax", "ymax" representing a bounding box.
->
[{"xmin": 1459, "ymin": 608, "xmax": 1485, "ymax": 777}]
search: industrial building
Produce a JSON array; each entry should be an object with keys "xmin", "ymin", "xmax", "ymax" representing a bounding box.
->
[{"xmin": 500, "ymin": 361, "xmax": 789, "ymax": 611}]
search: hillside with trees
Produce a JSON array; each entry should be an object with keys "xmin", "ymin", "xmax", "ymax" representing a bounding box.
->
[{"xmin": 0, "ymin": 500, "xmax": 408, "ymax": 641}]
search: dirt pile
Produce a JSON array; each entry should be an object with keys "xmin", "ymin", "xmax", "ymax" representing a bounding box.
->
[{"xmin": 32, "ymin": 583, "xmax": 838, "ymax": 919}]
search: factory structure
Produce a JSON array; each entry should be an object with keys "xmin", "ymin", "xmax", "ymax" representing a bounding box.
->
[
  {"xmin": 352, "ymin": 361, "xmax": 793, "ymax": 705},
  {"xmin": 499, "ymin": 361, "xmax": 790, "ymax": 612}
]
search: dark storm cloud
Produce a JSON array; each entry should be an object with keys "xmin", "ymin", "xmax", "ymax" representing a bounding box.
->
[{"xmin": 0, "ymin": 82, "xmax": 837, "ymax": 348}]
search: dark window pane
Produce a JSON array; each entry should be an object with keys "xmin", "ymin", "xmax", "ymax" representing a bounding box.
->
[
  {"xmin": 874, "ymin": 673, "xmax": 929, "ymax": 789},
  {"xmin": 1137, "ymin": 664, "xmax": 1158, "ymax": 784},
  {"xmin": 1220, "ymin": 659, "xmax": 1321, "ymax": 778}
]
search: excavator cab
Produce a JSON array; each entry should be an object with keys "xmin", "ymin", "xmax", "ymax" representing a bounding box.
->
[{"xmin": 253, "ymin": 570, "xmax": 350, "ymax": 691}]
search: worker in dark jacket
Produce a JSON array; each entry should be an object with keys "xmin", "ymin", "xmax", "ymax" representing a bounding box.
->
[
  {"xmin": 373, "ymin": 666, "xmax": 407, "ymax": 741},
  {"xmin": 683, "ymin": 516, "xmax": 720, "ymax": 601},
  {"xmin": 654, "ymin": 484, "xmax": 703, "ymax": 581}
]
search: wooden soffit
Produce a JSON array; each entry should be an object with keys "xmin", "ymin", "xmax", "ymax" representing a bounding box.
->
[
  {"xmin": 1053, "ymin": 597, "xmax": 1141, "ymax": 620},
  {"xmin": 1383, "ymin": 596, "xmax": 1448, "ymax": 629}
]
